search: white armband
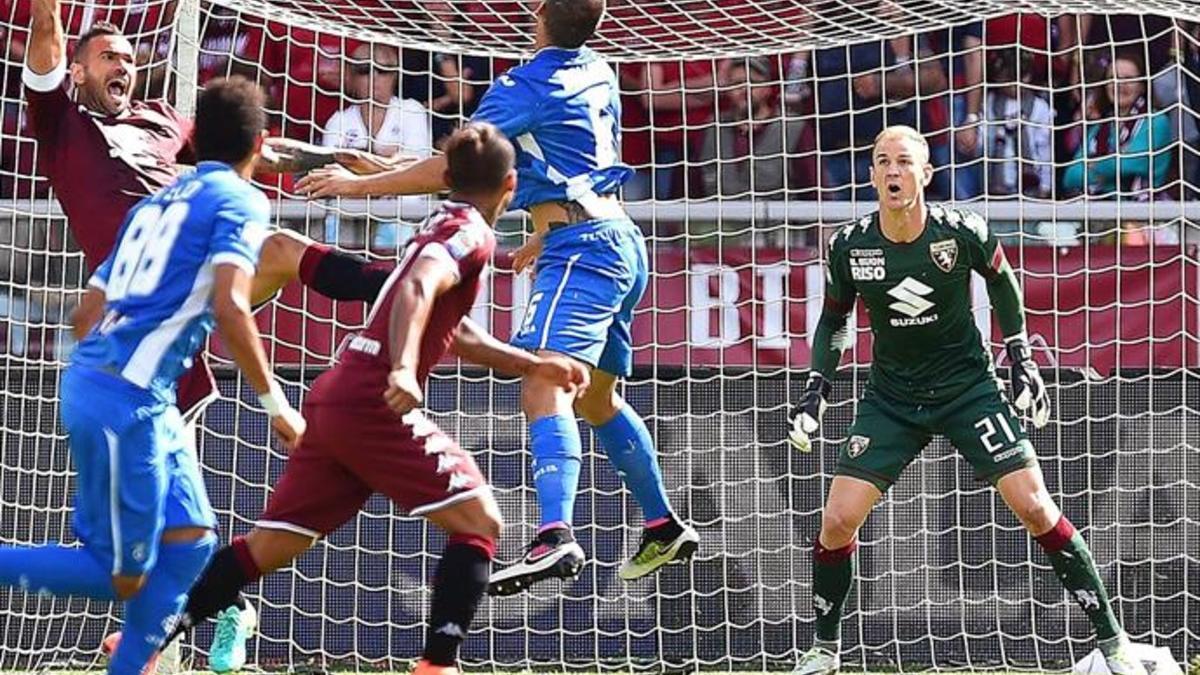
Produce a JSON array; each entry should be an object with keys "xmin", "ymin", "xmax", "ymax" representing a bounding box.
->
[{"xmin": 23, "ymin": 54, "xmax": 67, "ymax": 93}]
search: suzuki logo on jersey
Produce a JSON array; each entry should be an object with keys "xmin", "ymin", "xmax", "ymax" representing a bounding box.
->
[
  {"xmin": 887, "ymin": 277, "xmax": 937, "ymax": 326},
  {"xmin": 849, "ymin": 248, "xmax": 886, "ymax": 281}
]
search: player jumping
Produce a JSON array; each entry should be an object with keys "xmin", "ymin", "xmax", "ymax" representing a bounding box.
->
[
  {"xmin": 298, "ymin": 0, "xmax": 699, "ymax": 596},
  {"xmin": 0, "ymin": 77, "xmax": 304, "ymax": 675},
  {"xmin": 788, "ymin": 125, "xmax": 1147, "ymax": 675},
  {"xmin": 155, "ymin": 123, "xmax": 589, "ymax": 675}
]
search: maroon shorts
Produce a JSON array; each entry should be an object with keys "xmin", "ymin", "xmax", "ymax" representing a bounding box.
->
[
  {"xmin": 177, "ymin": 358, "xmax": 216, "ymax": 421},
  {"xmin": 257, "ymin": 403, "xmax": 488, "ymax": 538}
]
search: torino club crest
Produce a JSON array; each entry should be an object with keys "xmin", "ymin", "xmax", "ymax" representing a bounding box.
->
[{"xmin": 930, "ymin": 239, "xmax": 958, "ymax": 273}]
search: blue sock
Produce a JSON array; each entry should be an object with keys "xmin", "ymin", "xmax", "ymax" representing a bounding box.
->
[
  {"xmin": 529, "ymin": 414, "xmax": 582, "ymax": 529},
  {"xmin": 109, "ymin": 533, "xmax": 216, "ymax": 675},
  {"xmin": 595, "ymin": 406, "xmax": 672, "ymax": 522},
  {"xmin": 0, "ymin": 544, "xmax": 116, "ymax": 600}
]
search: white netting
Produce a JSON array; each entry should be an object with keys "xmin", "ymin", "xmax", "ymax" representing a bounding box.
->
[{"xmin": 0, "ymin": 0, "xmax": 1198, "ymax": 671}]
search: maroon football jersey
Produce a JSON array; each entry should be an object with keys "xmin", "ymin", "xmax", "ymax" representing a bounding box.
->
[
  {"xmin": 24, "ymin": 68, "xmax": 193, "ymax": 267},
  {"xmin": 310, "ymin": 201, "xmax": 495, "ymax": 407},
  {"xmin": 23, "ymin": 65, "xmax": 212, "ymax": 412}
]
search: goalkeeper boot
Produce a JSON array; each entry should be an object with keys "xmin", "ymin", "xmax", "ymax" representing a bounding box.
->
[
  {"xmin": 1100, "ymin": 635, "xmax": 1149, "ymax": 675},
  {"xmin": 102, "ymin": 632, "xmax": 160, "ymax": 675},
  {"xmin": 619, "ymin": 519, "xmax": 700, "ymax": 580},
  {"xmin": 791, "ymin": 645, "xmax": 840, "ymax": 675},
  {"xmin": 488, "ymin": 527, "xmax": 585, "ymax": 596},
  {"xmin": 209, "ymin": 603, "xmax": 257, "ymax": 673}
]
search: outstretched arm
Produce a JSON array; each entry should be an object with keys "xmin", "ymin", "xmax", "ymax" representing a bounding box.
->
[
  {"xmin": 296, "ymin": 243, "xmax": 393, "ymax": 302},
  {"xmin": 296, "ymin": 154, "xmax": 449, "ymax": 199},
  {"xmin": 259, "ymin": 138, "xmax": 419, "ymax": 176},
  {"xmin": 28, "ymin": 0, "xmax": 64, "ymax": 76},
  {"xmin": 451, "ymin": 318, "xmax": 590, "ymax": 390}
]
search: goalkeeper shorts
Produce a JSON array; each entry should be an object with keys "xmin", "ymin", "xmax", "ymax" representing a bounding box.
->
[{"xmin": 835, "ymin": 376, "xmax": 1037, "ymax": 492}]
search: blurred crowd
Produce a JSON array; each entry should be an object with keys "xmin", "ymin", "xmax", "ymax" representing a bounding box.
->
[{"xmin": 2, "ymin": 4, "xmax": 1199, "ymax": 213}]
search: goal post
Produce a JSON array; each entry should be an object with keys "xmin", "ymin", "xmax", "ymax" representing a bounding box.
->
[{"xmin": 0, "ymin": 0, "xmax": 1197, "ymax": 671}]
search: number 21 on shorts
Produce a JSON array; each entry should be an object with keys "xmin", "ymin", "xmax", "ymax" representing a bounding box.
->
[{"xmin": 974, "ymin": 412, "xmax": 1019, "ymax": 454}]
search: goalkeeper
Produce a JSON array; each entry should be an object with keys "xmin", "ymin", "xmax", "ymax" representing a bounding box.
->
[{"xmin": 789, "ymin": 125, "xmax": 1146, "ymax": 675}]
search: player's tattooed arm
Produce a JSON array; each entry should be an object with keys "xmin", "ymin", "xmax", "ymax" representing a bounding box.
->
[
  {"xmin": 451, "ymin": 318, "xmax": 590, "ymax": 391},
  {"xmin": 297, "ymin": 155, "xmax": 449, "ymax": 199},
  {"xmin": 261, "ymin": 138, "xmax": 420, "ymax": 176},
  {"xmin": 28, "ymin": 0, "xmax": 66, "ymax": 76}
]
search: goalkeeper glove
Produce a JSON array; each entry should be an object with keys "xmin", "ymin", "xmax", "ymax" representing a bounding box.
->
[
  {"xmin": 1005, "ymin": 336, "xmax": 1050, "ymax": 429},
  {"xmin": 789, "ymin": 373, "xmax": 831, "ymax": 452}
]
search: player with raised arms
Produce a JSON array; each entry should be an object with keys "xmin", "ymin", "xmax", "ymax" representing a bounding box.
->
[
  {"xmin": 298, "ymin": 0, "xmax": 699, "ymax": 596},
  {"xmin": 788, "ymin": 125, "xmax": 1146, "ymax": 675},
  {"xmin": 19, "ymin": 0, "xmax": 433, "ymax": 664},
  {"xmin": 0, "ymin": 76, "xmax": 304, "ymax": 675},
  {"xmin": 157, "ymin": 123, "xmax": 589, "ymax": 675}
]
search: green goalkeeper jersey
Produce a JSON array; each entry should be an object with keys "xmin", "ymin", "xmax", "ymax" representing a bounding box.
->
[{"xmin": 821, "ymin": 204, "xmax": 1014, "ymax": 405}]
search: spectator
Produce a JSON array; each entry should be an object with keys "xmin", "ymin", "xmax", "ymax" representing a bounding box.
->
[
  {"xmin": 962, "ymin": 49, "xmax": 1055, "ymax": 198},
  {"xmin": 1151, "ymin": 21, "xmax": 1200, "ymax": 199},
  {"xmin": 322, "ymin": 43, "xmax": 433, "ymax": 248},
  {"xmin": 401, "ymin": 1, "xmax": 493, "ymax": 147},
  {"xmin": 936, "ymin": 21, "xmax": 984, "ymax": 200},
  {"xmin": 901, "ymin": 31, "xmax": 952, "ymax": 199},
  {"xmin": 1062, "ymin": 51, "xmax": 1175, "ymax": 198},
  {"xmin": 620, "ymin": 60, "xmax": 717, "ymax": 201},
  {"xmin": 196, "ymin": 7, "xmax": 282, "ymax": 104},
  {"xmin": 697, "ymin": 57, "xmax": 805, "ymax": 199},
  {"xmin": 813, "ymin": 34, "xmax": 920, "ymax": 201},
  {"xmin": 322, "ymin": 43, "xmax": 432, "ymax": 159},
  {"xmin": 271, "ymin": 25, "xmax": 359, "ymax": 143},
  {"xmin": 1184, "ymin": 23, "xmax": 1200, "ymax": 199}
]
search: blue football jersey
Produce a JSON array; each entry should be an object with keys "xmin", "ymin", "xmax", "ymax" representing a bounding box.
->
[
  {"xmin": 471, "ymin": 46, "xmax": 633, "ymax": 211},
  {"xmin": 73, "ymin": 161, "xmax": 270, "ymax": 398}
]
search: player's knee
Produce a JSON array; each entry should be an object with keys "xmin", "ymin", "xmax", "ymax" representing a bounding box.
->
[
  {"xmin": 258, "ymin": 229, "xmax": 309, "ymax": 274},
  {"xmin": 574, "ymin": 386, "xmax": 620, "ymax": 425},
  {"xmin": 1012, "ymin": 494, "xmax": 1058, "ymax": 534},
  {"xmin": 446, "ymin": 509, "xmax": 502, "ymax": 544},
  {"xmin": 244, "ymin": 527, "xmax": 314, "ymax": 574},
  {"xmin": 479, "ymin": 512, "xmax": 503, "ymax": 543},
  {"xmin": 521, "ymin": 372, "xmax": 573, "ymax": 419},
  {"xmin": 820, "ymin": 508, "xmax": 863, "ymax": 548},
  {"xmin": 573, "ymin": 370, "xmax": 620, "ymax": 425}
]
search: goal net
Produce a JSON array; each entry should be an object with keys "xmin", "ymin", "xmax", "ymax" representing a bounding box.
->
[{"xmin": 0, "ymin": 0, "xmax": 1197, "ymax": 671}]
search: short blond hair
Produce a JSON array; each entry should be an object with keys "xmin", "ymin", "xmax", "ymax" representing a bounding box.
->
[{"xmin": 873, "ymin": 125, "xmax": 930, "ymax": 162}]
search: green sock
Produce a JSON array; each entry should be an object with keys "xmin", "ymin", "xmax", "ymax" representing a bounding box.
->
[
  {"xmin": 812, "ymin": 537, "xmax": 857, "ymax": 643},
  {"xmin": 1036, "ymin": 517, "xmax": 1122, "ymax": 641}
]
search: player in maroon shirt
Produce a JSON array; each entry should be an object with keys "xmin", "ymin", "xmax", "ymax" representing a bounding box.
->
[
  {"xmin": 22, "ymin": 0, "xmax": 425, "ymax": 667},
  {"xmin": 20, "ymin": 0, "xmax": 370, "ymax": 420},
  {"xmin": 157, "ymin": 124, "xmax": 587, "ymax": 675}
]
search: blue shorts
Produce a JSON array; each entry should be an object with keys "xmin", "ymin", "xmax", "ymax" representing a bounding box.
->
[
  {"xmin": 60, "ymin": 366, "xmax": 215, "ymax": 577},
  {"xmin": 512, "ymin": 218, "xmax": 648, "ymax": 377}
]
